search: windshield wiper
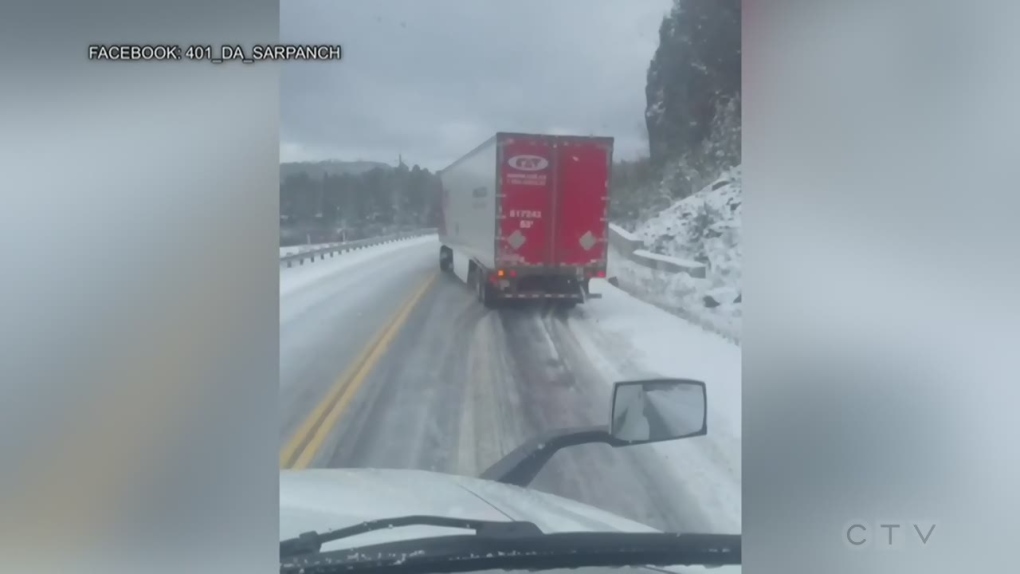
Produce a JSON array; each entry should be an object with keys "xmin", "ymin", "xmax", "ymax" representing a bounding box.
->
[
  {"xmin": 280, "ymin": 531, "xmax": 741, "ymax": 574},
  {"xmin": 280, "ymin": 515, "xmax": 544, "ymax": 559}
]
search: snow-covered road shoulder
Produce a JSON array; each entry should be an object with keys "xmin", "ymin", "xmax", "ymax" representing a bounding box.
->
[
  {"xmin": 280, "ymin": 235, "xmax": 437, "ymax": 299},
  {"xmin": 566, "ymin": 279, "xmax": 741, "ymax": 533}
]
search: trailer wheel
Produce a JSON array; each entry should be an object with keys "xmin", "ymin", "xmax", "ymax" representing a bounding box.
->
[
  {"xmin": 439, "ymin": 246, "xmax": 452, "ymax": 272},
  {"xmin": 475, "ymin": 275, "xmax": 486, "ymax": 305},
  {"xmin": 483, "ymin": 284, "xmax": 499, "ymax": 309},
  {"xmin": 476, "ymin": 275, "xmax": 497, "ymax": 309}
]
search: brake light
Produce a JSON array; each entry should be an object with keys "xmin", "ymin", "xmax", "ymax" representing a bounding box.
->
[{"xmin": 596, "ymin": 270, "xmax": 606, "ymax": 278}]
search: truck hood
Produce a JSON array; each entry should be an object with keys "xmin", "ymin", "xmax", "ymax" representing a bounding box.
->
[{"xmin": 280, "ymin": 468, "xmax": 739, "ymax": 574}]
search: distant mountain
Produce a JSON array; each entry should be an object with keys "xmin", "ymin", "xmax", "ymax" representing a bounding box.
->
[{"xmin": 281, "ymin": 160, "xmax": 393, "ymax": 181}]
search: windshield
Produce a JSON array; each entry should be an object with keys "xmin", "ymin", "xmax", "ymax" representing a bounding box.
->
[{"xmin": 278, "ymin": 0, "xmax": 741, "ymax": 564}]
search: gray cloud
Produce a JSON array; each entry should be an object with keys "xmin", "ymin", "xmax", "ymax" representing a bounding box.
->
[{"xmin": 281, "ymin": 0, "xmax": 671, "ymax": 171}]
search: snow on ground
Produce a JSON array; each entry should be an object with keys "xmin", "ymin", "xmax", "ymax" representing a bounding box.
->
[
  {"xmin": 569, "ymin": 279, "xmax": 741, "ymax": 533},
  {"xmin": 280, "ymin": 235, "xmax": 437, "ymax": 298},
  {"xmin": 611, "ymin": 166, "xmax": 742, "ymax": 343}
]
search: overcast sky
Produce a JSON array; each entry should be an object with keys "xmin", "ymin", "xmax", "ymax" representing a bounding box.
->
[{"xmin": 280, "ymin": 0, "xmax": 672, "ymax": 171}]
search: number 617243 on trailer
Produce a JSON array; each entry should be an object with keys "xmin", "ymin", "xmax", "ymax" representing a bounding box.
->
[{"xmin": 437, "ymin": 132, "xmax": 613, "ymax": 309}]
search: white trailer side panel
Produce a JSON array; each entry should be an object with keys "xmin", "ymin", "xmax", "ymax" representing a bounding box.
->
[{"xmin": 438, "ymin": 137, "xmax": 498, "ymax": 270}]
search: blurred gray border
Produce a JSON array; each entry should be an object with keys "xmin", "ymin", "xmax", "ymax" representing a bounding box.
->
[
  {"xmin": 0, "ymin": 1, "xmax": 279, "ymax": 572},
  {"xmin": 745, "ymin": 2, "xmax": 1019, "ymax": 573},
  {"xmin": 5, "ymin": 1, "xmax": 1019, "ymax": 573}
]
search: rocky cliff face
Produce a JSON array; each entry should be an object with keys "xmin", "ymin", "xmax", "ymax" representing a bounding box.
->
[{"xmin": 644, "ymin": 0, "xmax": 740, "ymax": 172}]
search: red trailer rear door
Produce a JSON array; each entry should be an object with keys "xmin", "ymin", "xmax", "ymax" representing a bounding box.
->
[
  {"xmin": 497, "ymin": 135, "xmax": 555, "ymax": 266},
  {"xmin": 552, "ymin": 138, "xmax": 612, "ymax": 267}
]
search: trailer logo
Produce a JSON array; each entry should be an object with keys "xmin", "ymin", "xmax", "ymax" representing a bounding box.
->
[{"xmin": 507, "ymin": 155, "xmax": 549, "ymax": 171}]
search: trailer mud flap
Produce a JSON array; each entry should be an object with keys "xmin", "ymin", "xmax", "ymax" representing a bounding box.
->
[{"xmin": 580, "ymin": 281, "xmax": 601, "ymax": 301}]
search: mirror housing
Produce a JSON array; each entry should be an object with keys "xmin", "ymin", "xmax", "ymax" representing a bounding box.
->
[{"xmin": 609, "ymin": 378, "xmax": 707, "ymax": 444}]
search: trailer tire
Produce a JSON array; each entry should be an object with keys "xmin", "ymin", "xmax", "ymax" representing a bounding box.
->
[
  {"xmin": 439, "ymin": 246, "xmax": 452, "ymax": 272},
  {"xmin": 476, "ymin": 277, "xmax": 487, "ymax": 306},
  {"xmin": 483, "ymin": 285, "xmax": 499, "ymax": 309},
  {"xmin": 476, "ymin": 275, "xmax": 497, "ymax": 309}
]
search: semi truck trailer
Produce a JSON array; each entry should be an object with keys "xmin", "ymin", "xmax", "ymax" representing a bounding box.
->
[{"xmin": 437, "ymin": 132, "xmax": 613, "ymax": 308}]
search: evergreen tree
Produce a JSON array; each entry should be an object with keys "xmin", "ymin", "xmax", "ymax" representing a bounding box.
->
[{"xmin": 279, "ymin": 161, "xmax": 442, "ymax": 244}]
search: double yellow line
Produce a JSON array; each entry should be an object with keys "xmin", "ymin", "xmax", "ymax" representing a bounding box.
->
[{"xmin": 280, "ymin": 272, "xmax": 438, "ymax": 469}]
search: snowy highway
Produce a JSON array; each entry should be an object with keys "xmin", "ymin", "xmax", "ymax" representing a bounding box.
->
[{"xmin": 278, "ymin": 235, "xmax": 741, "ymax": 534}]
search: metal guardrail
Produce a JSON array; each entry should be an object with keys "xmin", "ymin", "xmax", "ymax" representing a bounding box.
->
[
  {"xmin": 607, "ymin": 223, "xmax": 706, "ymax": 278},
  {"xmin": 280, "ymin": 225, "xmax": 700, "ymax": 277},
  {"xmin": 279, "ymin": 229, "xmax": 437, "ymax": 268},
  {"xmin": 606, "ymin": 222, "xmax": 740, "ymax": 342}
]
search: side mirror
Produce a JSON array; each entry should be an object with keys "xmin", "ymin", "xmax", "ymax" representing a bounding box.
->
[{"xmin": 609, "ymin": 378, "xmax": 707, "ymax": 444}]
